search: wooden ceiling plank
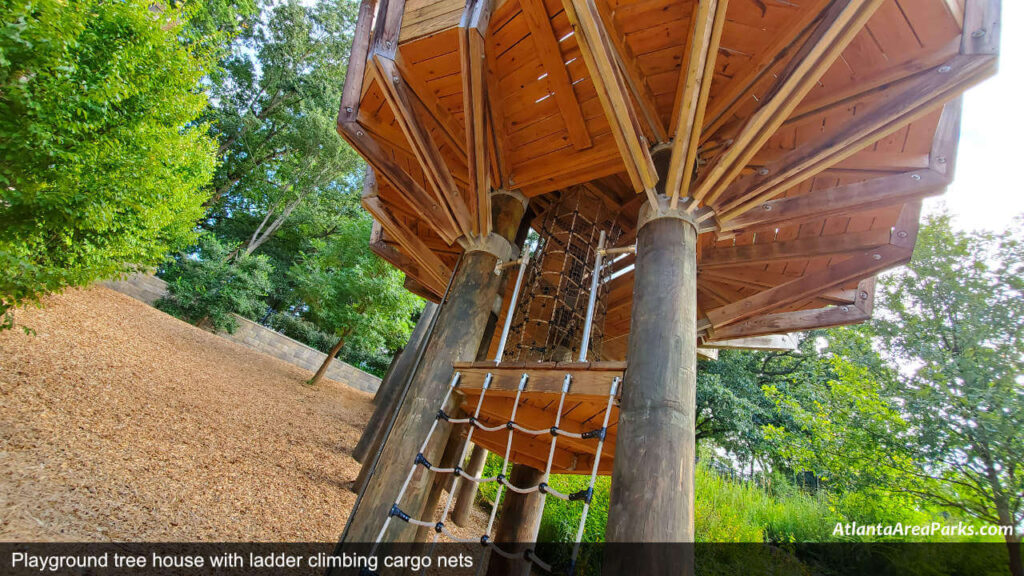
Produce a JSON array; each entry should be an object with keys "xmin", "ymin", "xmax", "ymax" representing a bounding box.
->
[
  {"xmin": 563, "ymin": 0, "xmax": 659, "ymax": 203},
  {"xmin": 713, "ymin": 53, "xmax": 995, "ymax": 221},
  {"xmin": 700, "ymin": 228, "xmax": 892, "ymax": 269},
  {"xmin": 666, "ymin": 0, "xmax": 729, "ymax": 208},
  {"xmin": 720, "ymin": 169, "xmax": 948, "ymax": 233},
  {"xmin": 395, "ymin": 50, "xmax": 467, "ymax": 157},
  {"xmin": 690, "ymin": 0, "xmax": 885, "ymax": 211},
  {"xmin": 709, "ymin": 304, "xmax": 870, "ymax": 339},
  {"xmin": 521, "ymin": 0, "xmax": 593, "ymax": 150},
  {"xmin": 373, "ymin": 55, "xmax": 475, "ymax": 238}
]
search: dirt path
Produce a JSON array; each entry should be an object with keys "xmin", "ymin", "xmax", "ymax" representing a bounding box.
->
[{"xmin": 0, "ymin": 287, "xmax": 373, "ymax": 542}]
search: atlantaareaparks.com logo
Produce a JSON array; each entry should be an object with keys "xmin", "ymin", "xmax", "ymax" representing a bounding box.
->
[{"xmin": 833, "ymin": 521, "xmax": 1016, "ymax": 538}]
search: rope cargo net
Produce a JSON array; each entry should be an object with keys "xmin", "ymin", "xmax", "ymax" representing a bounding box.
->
[{"xmin": 374, "ymin": 370, "xmax": 620, "ymax": 572}]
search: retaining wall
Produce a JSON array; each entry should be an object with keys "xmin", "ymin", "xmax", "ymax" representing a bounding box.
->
[{"xmin": 99, "ymin": 274, "xmax": 381, "ymax": 393}]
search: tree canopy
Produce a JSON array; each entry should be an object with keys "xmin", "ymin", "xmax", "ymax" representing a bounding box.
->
[{"xmin": 0, "ymin": 0, "xmax": 233, "ymax": 329}]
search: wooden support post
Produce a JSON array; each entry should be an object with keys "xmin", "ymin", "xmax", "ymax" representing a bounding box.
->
[
  {"xmin": 605, "ymin": 200, "xmax": 698, "ymax": 575},
  {"xmin": 341, "ymin": 193, "xmax": 527, "ymax": 544},
  {"xmin": 353, "ymin": 302, "xmax": 438, "ymax": 465},
  {"xmin": 451, "ymin": 444, "xmax": 488, "ymax": 526},
  {"xmin": 486, "ymin": 464, "xmax": 546, "ymax": 576}
]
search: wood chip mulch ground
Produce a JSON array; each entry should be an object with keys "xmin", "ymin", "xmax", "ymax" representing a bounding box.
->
[{"xmin": 0, "ymin": 286, "xmax": 382, "ymax": 542}]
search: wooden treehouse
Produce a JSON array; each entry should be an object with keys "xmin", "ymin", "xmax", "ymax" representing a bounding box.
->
[{"xmin": 336, "ymin": 0, "xmax": 1000, "ymax": 569}]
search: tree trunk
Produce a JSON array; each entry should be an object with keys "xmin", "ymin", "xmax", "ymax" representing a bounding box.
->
[
  {"xmin": 1006, "ymin": 534, "xmax": 1023, "ymax": 576},
  {"xmin": 310, "ymin": 335, "xmax": 346, "ymax": 386}
]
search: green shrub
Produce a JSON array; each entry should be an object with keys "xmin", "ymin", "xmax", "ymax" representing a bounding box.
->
[{"xmin": 157, "ymin": 235, "xmax": 273, "ymax": 332}]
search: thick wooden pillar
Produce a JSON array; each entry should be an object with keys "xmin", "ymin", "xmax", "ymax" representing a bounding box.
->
[
  {"xmin": 341, "ymin": 192, "xmax": 527, "ymax": 543},
  {"xmin": 451, "ymin": 444, "xmax": 488, "ymax": 525},
  {"xmin": 353, "ymin": 302, "xmax": 438, "ymax": 465},
  {"xmin": 486, "ymin": 463, "xmax": 546, "ymax": 576},
  {"xmin": 604, "ymin": 200, "xmax": 698, "ymax": 574}
]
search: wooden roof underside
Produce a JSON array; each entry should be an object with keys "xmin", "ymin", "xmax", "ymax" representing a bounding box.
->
[{"xmin": 339, "ymin": 0, "xmax": 1000, "ymax": 345}]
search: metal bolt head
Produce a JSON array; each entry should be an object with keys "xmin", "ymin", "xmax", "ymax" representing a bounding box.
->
[
  {"xmin": 911, "ymin": 174, "xmax": 922, "ymax": 180},
  {"xmin": 356, "ymin": 130, "xmax": 364, "ymax": 137},
  {"xmin": 757, "ymin": 167, "xmax": 770, "ymax": 176},
  {"xmin": 345, "ymin": 106, "xmax": 353, "ymax": 113},
  {"xmin": 897, "ymin": 230, "xmax": 908, "ymax": 239},
  {"xmin": 972, "ymin": 28, "xmax": 987, "ymax": 38},
  {"xmin": 860, "ymin": 291, "xmax": 869, "ymax": 300},
  {"xmin": 872, "ymin": 253, "xmax": 882, "ymax": 261},
  {"xmin": 937, "ymin": 65, "xmax": 952, "ymax": 74},
  {"xmin": 840, "ymin": 306, "xmax": 850, "ymax": 312},
  {"xmin": 936, "ymin": 156, "xmax": 947, "ymax": 164},
  {"xmin": 762, "ymin": 203, "xmax": 773, "ymax": 211},
  {"xmin": 386, "ymin": 40, "xmax": 392, "ymax": 48}
]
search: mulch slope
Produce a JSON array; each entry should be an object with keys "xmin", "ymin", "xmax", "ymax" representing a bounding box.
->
[{"xmin": 0, "ymin": 287, "xmax": 373, "ymax": 542}]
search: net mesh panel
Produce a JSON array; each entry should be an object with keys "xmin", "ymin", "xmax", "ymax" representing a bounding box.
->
[{"xmin": 504, "ymin": 186, "xmax": 622, "ymax": 363}]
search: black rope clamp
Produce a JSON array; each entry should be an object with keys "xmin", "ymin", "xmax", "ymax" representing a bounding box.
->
[
  {"xmin": 523, "ymin": 548, "xmax": 536, "ymax": 563},
  {"xmin": 568, "ymin": 487, "xmax": 593, "ymax": 504},
  {"xmin": 469, "ymin": 416, "xmax": 477, "ymax": 424},
  {"xmin": 414, "ymin": 452, "xmax": 432, "ymax": 470},
  {"xmin": 454, "ymin": 466, "xmax": 463, "ymax": 476},
  {"xmin": 480, "ymin": 535, "xmax": 490, "ymax": 546},
  {"xmin": 550, "ymin": 426, "xmax": 559, "ymax": 436},
  {"xmin": 388, "ymin": 503, "xmax": 411, "ymax": 522},
  {"xmin": 496, "ymin": 473, "xmax": 506, "ymax": 484},
  {"xmin": 582, "ymin": 427, "xmax": 607, "ymax": 440},
  {"xmin": 434, "ymin": 522, "xmax": 444, "ymax": 533},
  {"xmin": 506, "ymin": 421, "xmax": 516, "ymax": 430},
  {"xmin": 436, "ymin": 409, "xmax": 450, "ymax": 421},
  {"xmin": 538, "ymin": 482, "xmax": 548, "ymax": 494}
]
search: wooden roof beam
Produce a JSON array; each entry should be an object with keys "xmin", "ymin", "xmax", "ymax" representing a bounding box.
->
[
  {"xmin": 563, "ymin": 0, "xmax": 659, "ymax": 205},
  {"xmin": 720, "ymin": 168, "xmax": 948, "ymax": 234},
  {"xmin": 340, "ymin": 119, "xmax": 461, "ymax": 244},
  {"xmin": 371, "ymin": 55, "xmax": 475, "ymax": 239},
  {"xmin": 460, "ymin": 0, "xmax": 496, "ymax": 237},
  {"xmin": 369, "ymin": 221, "xmax": 446, "ymax": 298},
  {"xmin": 709, "ymin": 276, "xmax": 876, "ymax": 339},
  {"xmin": 665, "ymin": 0, "xmax": 729, "ymax": 209},
  {"xmin": 712, "ymin": 53, "xmax": 995, "ymax": 222},
  {"xmin": 363, "ymin": 193, "xmax": 452, "ymax": 291},
  {"xmin": 699, "ymin": 228, "xmax": 893, "ymax": 269},
  {"xmin": 338, "ymin": 0, "xmax": 375, "ymax": 126},
  {"xmin": 688, "ymin": 0, "xmax": 885, "ymax": 211},
  {"xmin": 521, "ymin": 0, "xmax": 593, "ymax": 150},
  {"xmin": 705, "ymin": 202, "xmax": 919, "ymax": 330}
]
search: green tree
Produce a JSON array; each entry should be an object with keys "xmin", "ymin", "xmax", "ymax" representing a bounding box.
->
[
  {"xmin": 157, "ymin": 235, "xmax": 273, "ymax": 332},
  {"xmin": 0, "ymin": 0, "xmax": 222, "ymax": 329},
  {"xmin": 875, "ymin": 214, "xmax": 1024, "ymax": 575},
  {"xmin": 290, "ymin": 215, "xmax": 421, "ymax": 386}
]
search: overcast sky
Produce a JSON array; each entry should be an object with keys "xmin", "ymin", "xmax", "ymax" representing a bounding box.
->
[{"xmin": 932, "ymin": 3, "xmax": 1021, "ymax": 233}]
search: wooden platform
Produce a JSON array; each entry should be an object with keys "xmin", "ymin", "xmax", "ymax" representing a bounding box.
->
[
  {"xmin": 340, "ymin": 0, "xmax": 999, "ymax": 350},
  {"xmin": 452, "ymin": 361, "xmax": 624, "ymax": 474}
]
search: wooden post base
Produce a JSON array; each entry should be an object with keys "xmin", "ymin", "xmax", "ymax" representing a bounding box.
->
[{"xmin": 486, "ymin": 464, "xmax": 545, "ymax": 576}]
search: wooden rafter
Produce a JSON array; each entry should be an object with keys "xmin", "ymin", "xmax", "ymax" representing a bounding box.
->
[
  {"xmin": 709, "ymin": 276, "xmax": 876, "ymax": 340},
  {"xmin": 369, "ymin": 221, "xmax": 446, "ymax": 298},
  {"xmin": 712, "ymin": 53, "xmax": 995, "ymax": 222},
  {"xmin": 459, "ymin": 0, "xmax": 496, "ymax": 237},
  {"xmin": 720, "ymin": 169, "xmax": 948, "ymax": 234},
  {"xmin": 394, "ymin": 51, "xmax": 466, "ymax": 157},
  {"xmin": 689, "ymin": 0, "xmax": 885, "ymax": 211},
  {"xmin": 521, "ymin": 0, "xmax": 592, "ymax": 150},
  {"xmin": 705, "ymin": 202, "xmax": 920, "ymax": 330},
  {"xmin": 339, "ymin": 119, "xmax": 461, "ymax": 244},
  {"xmin": 665, "ymin": 0, "xmax": 728, "ymax": 208},
  {"xmin": 563, "ymin": 0, "xmax": 658, "ymax": 204},
  {"xmin": 363, "ymin": 193, "xmax": 452, "ymax": 292},
  {"xmin": 593, "ymin": 0, "xmax": 668, "ymax": 144}
]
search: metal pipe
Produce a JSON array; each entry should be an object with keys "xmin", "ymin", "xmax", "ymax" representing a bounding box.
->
[
  {"xmin": 578, "ymin": 230, "xmax": 607, "ymax": 362},
  {"xmin": 601, "ymin": 244, "xmax": 636, "ymax": 257},
  {"xmin": 493, "ymin": 250, "xmax": 530, "ymax": 362}
]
